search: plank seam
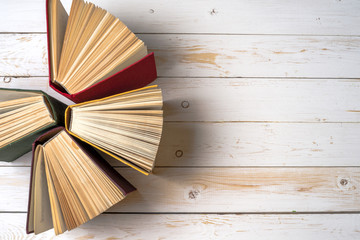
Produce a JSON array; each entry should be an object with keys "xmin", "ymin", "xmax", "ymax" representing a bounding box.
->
[
  {"xmin": 2, "ymin": 76, "xmax": 360, "ymax": 80},
  {"xmin": 1, "ymin": 166, "xmax": 359, "ymax": 168},
  {"xmin": 1, "ymin": 211, "xmax": 360, "ymax": 214},
  {"xmin": 1, "ymin": 32, "xmax": 360, "ymax": 37}
]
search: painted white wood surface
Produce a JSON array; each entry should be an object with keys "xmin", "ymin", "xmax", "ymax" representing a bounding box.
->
[
  {"xmin": 2, "ymin": 77, "xmax": 360, "ymax": 122},
  {"xmin": 157, "ymin": 78, "xmax": 360, "ymax": 122},
  {"xmin": 1, "ymin": 0, "xmax": 360, "ymax": 35},
  {"xmin": 0, "ymin": 77, "xmax": 360, "ymax": 123},
  {"xmin": 1, "ymin": 34, "xmax": 360, "ymax": 78},
  {"xmin": 1, "ymin": 121, "xmax": 360, "ymax": 167},
  {"xmin": 1, "ymin": 78, "xmax": 360, "ymax": 168},
  {"xmin": 1, "ymin": 167, "xmax": 359, "ymax": 212},
  {"xmin": 1, "ymin": 213, "xmax": 360, "ymax": 240},
  {"xmin": 1, "ymin": 0, "xmax": 360, "ymax": 239}
]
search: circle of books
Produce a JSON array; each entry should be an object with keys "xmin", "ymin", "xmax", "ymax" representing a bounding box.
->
[{"xmin": 0, "ymin": 0, "xmax": 162, "ymax": 235}]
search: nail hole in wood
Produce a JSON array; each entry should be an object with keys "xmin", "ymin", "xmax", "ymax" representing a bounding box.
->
[
  {"xmin": 210, "ymin": 9, "xmax": 218, "ymax": 15},
  {"xmin": 340, "ymin": 179, "xmax": 348, "ymax": 186},
  {"xmin": 181, "ymin": 101, "xmax": 189, "ymax": 108},
  {"xmin": 3, "ymin": 77, "xmax": 11, "ymax": 83},
  {"xmin": 175, "ymin": 150, "xmax": 183, "ymax": 158}
]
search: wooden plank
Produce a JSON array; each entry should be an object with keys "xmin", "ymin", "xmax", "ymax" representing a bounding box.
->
[
  {"xmin": 1, "ymin": 77, "xmax": 360, "ymax": 167},
  {"xmin": 155, "ymin": 122, "xmax": 360, "ymax": 167},
  {"xmin": 1, "ymin": 0, "xmax": 360, "ymax": 35},
  {"xmin": 0, "ymin": 0, "xmax": 45, "ymax": 33},
  {"xmin": 1, "ymin": 34, "xmax": 360, "ymax": 78},
  {"xmin": 1, "ymin": 167, "xmax": 358, "ymax": 212},
  {"xmin": 2, "ymin": 77, "xmax": 360, "ymax": 122},
  {"xmin": 2, "ymin": 122, "xmax": 360, "ymax": 167},
  {"xmin": 156, "ymin": 78, "xmax": 360, "ymax": 122},
  {"xmin": 0, "ymin": 35, "xmax": 48, "ymax": 77},
  {"xmin": 1, "ymin": 213, "xmax": 359, "ymax": 239}
]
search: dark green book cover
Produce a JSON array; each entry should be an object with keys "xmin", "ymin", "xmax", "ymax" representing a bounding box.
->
[{"xmin": 0, "ymin": 88, "xmax": 66, "ymax": 162}]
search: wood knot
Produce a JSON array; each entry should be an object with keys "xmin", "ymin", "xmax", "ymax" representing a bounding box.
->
[
  {"xmin": 175, "ymin": 150, "xmax": 183, "ymax": 158},
  {"xmin": 340, "ymin": 179, "xmax": 348, "ymax": 186},
  {"xmin": 188, "ymin": 189, "xmax": 200, "ymax": 199},
  {"xmin": 3, "ymin": 77, "xmax": 11, "ymax": 83},
  {"xmin": 181, "ymin": 101, "xmax": 190, "ymax": 108},
  {"xmin": 337, "ymin": 176, "xmax": 355, "ymax": 190},
  {"xmin": 185, "ymin": 184, "xmax": 206, "ymax": 201}
]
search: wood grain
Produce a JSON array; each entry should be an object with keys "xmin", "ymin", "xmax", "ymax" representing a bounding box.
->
[
  {"xmin": 156, "ymin": 78, "xmax": 360, "ymax": 122},
  {"xmin": 1, "ymin": 213, "xmax": 359, "ymax": 240},
  {"xmin": 1, "ymin": 0, "xmax": 360, "ymax": 35},
  {"xmin": 1, "ymin": 167, "xmax": 359, "ymax": 212},
  {"xmin": 1, "ymin": 34, "xmax": 360, "ymax": 78},
  {"xmin": 0, "ymin": 35, "xmax": 47, "ymax": 77},
  {"xmin": 1, "ymin": 0, "xmax": 360, "ymax": 238},
  {"xmin": 2, "ymin": 77, "xmax": 360, "ymax": 122},
  {"xmin": 2, "ymin": 121, "xmax": 360, "ymax": 167}
]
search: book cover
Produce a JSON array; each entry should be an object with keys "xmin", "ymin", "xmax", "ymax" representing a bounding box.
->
[{"xmin": 46, "ymin": 0, "xmax": 158, "ymax": 103}]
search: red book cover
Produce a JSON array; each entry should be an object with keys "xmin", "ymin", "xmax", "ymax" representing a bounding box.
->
[{"xmin": 45, "ymin": 0, "xmax": 157, "ymax": 103}]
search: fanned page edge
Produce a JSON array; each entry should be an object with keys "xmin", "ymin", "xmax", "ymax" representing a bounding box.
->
[
  {"xmin": 0, "ymin": 89, "xmax": 60, "ymax": 162},
  {"xmin": 26, "ymin": 127, "xmax": 136, "ymax": 234},
  {"xmin": 49, "ymin": 52, "xmax": 157, "ymax": 103},
  {"xmin": 64, "ymin": 85, "xmax": 161, "ymax": 175},
  {"xmin": 65, "ymin": 107, "xmax": 150, "ymax": 175},
  {"xmin": 46, "ymin": 1, "xmax": 157, "ymax": 102},
  {"xmin": 26, "ymin": 127, "xmax": 64, "ymax": 234}
]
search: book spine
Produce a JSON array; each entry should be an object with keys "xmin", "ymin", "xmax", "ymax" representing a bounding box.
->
[{"xmin": 42, "ymin": 92, "xmax": 67, "ymax": 126}]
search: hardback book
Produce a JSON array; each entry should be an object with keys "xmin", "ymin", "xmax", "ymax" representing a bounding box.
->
[
  {"xmin": 0, "ymin": 88, "xmax": 66, "ymax": 162},
  {"xmin": 26, "ymin": 127, "xmax": 136, "ymax": 235},
  {"xmin": 46, "ymin": 0, "xmax": 157, "ymax": 103},
  {"xmin": 65, "ymin": 85, "xmax": 163, "ymax": 175}
]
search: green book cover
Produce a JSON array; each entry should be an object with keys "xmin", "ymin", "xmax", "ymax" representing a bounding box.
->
[{"xmin": 0, "ymin": 88, "xmax": 66, "ymax": 162}]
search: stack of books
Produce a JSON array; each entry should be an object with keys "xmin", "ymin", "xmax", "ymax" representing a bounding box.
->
[{"xmin": 0, "ymin": 0, "xmax": 163, "ymax": 235}]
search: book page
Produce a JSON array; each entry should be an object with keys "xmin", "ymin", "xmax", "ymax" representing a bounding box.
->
[
  {"xmin": 43, "ymin": 149, "xmax": 68, "ymax": 235},
  {"xmin": 0, "ymin": 96, "xmax": 43, "ymax": 115},
  {"xmin": 33, "ymin": 145, "xmax": 53, "ymax": 234},
  {"xmin": 0, "ymin": 99, "xmax": 55, "ymax": 148},
  {"xmin": 54, "ymin": 0, "xmax": 148, "ymax": 94},
  {"xmin": 49, "ymin": 0, "xmax": 68, "ymax": 81},
  {"xmin": 0, "ymin": 89, "xmax": 41, "ymax": 102},
  {"xmin": 91, "ymin": 44, "xmax": 147, "ymax": 84},
  {"xmin": 69, "ymin": 86, "xmax": 163, "ymax": 173}
]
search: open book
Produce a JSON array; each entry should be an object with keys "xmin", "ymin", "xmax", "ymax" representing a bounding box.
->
[
  {"xmin": 27, "ymin": 127, "xmax": 136, "ymax": 235},
  {"xmin": 47, "ymin": 0, "xmax": 157, "ymax": 103},
  {"xmin": 65, "ymin": 85, "xmax": 163, "ymax": 175},
  {"xmin": 0, "ymin": 88, "xmax": 65, "ymax": 162}
]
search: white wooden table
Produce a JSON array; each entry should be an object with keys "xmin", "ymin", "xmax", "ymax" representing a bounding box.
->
[{"xmin": 0, "ymin": 0, "xmax": 360, "ymax": 239}]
